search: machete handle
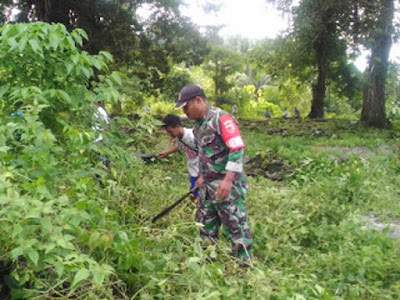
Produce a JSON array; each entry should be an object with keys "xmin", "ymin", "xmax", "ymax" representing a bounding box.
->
[{"xmin": 151, "ymin": 188, "xmax": 197, "ymax": 223}]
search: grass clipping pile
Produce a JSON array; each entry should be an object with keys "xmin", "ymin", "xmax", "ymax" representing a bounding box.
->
[{"xmin": 244, "ymin": 151, "xmax": 294, "ymax": 181}]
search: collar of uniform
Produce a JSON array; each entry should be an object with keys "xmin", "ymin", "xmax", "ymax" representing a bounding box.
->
[
  {"xmin": 203, "ymin": 104, "xmax": 213, "ymax": 121},
  {"xmin": 195, "ymin": 104, "xmax": 213, "ymax": 128}
]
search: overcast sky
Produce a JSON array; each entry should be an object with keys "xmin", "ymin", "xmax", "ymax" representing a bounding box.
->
[{"xmin": 180, "ymin": 0, "xmax": 290, "ymax": 40}]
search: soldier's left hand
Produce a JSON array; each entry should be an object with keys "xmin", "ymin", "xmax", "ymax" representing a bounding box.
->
[{"xmin": 216, "ymin": 179, "xmax": 232, "ymax": 201}]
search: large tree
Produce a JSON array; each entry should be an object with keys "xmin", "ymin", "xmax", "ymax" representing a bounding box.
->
[
  {"xmin": 265, "ymin": 0, "xmax": 359, "ymax": 118},
  {"xmin": 205, "ymin": 45, "xmax": 243, "ymax": 98},
  {"xmin": 270, "ymin": 0, "xmax": 398, "ymax": 125},
  {"xmin": 292, "ymin": 0, "xmax": 354, "ymax": 118},
  {"xmin": 359, "ymin": 0, "xmax": 395, "ymax": 127}
]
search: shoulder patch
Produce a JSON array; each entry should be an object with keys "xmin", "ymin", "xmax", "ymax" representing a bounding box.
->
[{"xmin": 220, "ymin": 115, "xmax": 245, "ymax": 151}]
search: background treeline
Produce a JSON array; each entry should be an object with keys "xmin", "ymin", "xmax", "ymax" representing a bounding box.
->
[{"xmin": 1, "ymin": 0, "xmax": 399, "ymax": 127}]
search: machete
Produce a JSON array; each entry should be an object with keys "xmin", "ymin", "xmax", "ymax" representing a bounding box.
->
[
  {"xmin": 152, "ymin": 189, "xmax": 196, "ymax": 223},
  {"xmin": 132, "ymin": 152, "xmax": 158, "ymax": 158}
]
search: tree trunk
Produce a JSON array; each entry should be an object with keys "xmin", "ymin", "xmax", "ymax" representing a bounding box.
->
[
  {"xmin": 360, "ymin": 0, "xmax": 394, "ymax": 128},
  {"xmin": 214, "ymin": 60, "xmax": 219, "ymax": 96},
  {"xmin": 32, "ymin": 0, "xmax": 67, "ymax": 24},
  {"xmin": 308, "ymin": 37, "xmax": 327, "ymax": 119}
]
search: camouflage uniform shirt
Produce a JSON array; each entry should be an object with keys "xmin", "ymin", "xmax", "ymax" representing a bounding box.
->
[{"xmin": 193, "ymin": 105, "xmax": 248, "ymax": 192}]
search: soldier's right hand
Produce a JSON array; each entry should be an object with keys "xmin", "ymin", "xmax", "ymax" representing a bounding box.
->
[{"xmin": 194, "ymin": 174, "xmax": 204, "ymax": 189}]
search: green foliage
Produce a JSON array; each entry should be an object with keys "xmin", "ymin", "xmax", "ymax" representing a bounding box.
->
[
  {"xmin": 204, "ymin": 45, "xmax": 244, "ymax": 100},
  {"xmin": 0, "ymin": 22, "xmax": 148, "ymax": 298},
  {"xmin": 160, "ymin": 66, "xmax": 195, "ymax": 102},
  {"xmin": 190, "ymin": 65, "xmax": 215, "ymax": 97},
  {"xmin": 0, "ymin": 22, "xmax": 119, "ymax": 136},
  {"xmin": 6, "ymin": 0, "xmax": 209, "ymax": 94},
  {"xmin": 386, "ymin": 62, "xmax": 400, "ymax": 119},
  {"xmin": 117, "ymin": 66, "xmax": 150, "ymax": 109}
]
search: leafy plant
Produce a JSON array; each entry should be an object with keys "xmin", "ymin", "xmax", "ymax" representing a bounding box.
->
[{"xmin": 0, "ymin": 22, "xmax": 131, "ymax": 298}]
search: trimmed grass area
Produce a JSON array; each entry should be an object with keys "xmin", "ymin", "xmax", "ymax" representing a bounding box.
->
[{"xmin": 126, "ymin": 119, "xmax": 400, "ymax": 299}]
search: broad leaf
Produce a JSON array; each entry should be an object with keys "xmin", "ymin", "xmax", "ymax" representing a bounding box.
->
[{"xmin": 71, "ymin": 268, "xmax": 90, "ymax": 290}]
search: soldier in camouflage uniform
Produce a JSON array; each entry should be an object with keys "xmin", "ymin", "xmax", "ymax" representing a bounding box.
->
[{"xmin": 175, "ymin": 85, "xmax": 253, "ymax": 261}]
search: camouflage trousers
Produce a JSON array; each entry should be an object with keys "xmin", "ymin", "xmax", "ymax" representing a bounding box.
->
[{"xmin": 196, "ymin": 180, "xmax": 253, "ymax": 260}]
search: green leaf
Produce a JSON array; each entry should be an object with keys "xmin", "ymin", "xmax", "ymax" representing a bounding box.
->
[
  {"xmin": 75, "ymin": 28, "xmax": 88, "ymax": 40},
  {"xmin": 29, "ymin": 39, "xmax": 40, "ymax": 53},
  {"xmin": 7, "ymin": 37, "xmax": 17, "ymax": 49},
  {"xmin": 110, "ymin": 72, "xmax": 122, "ymax": 85},
  {"xmin": 19, "ymin": 36, "xmax": 28, "ymax": 52},
  {"xmin": 26, "ymin": 249, "xmax": 39, "ymax": 266},
  {"xmin": 1, "ymin": 24, "xmax": 12, "ymax": 36},
  {"xmin": 56, "ymin": 238, "xmax": 69, "ymax": 249},
  {"xmin": 10, "ymin": 247, "xmax": 24, "ymax": 260},
  {"xmin": 66, "ymin": 36, "xmax": 76, "ymax": 49},
  {"xmin": 81, "ymin": 67, "xmax": 91, "ymax": 79},
  {"xmin": 54, "ymin": 262, "xmax": 64, "ymax": 277},
  {"xmin": 93, "ymin": 271, "xmax": 105, "ymax": 286},
  {"xmin": 91, "ymin": 57, "xmax": 102, "ymax": 70},
  {"xmin": 71, "ymin": 268, "xmax": 90, "ymax": 290},
  {"xmin": 105, "ymin": 78, "xmax": 113, "ymax": 87},
  {"xmin": 72, "ymin": 32, "xmax": 83, "ymax": 46},
  {"xmin": 72, "ymin": 54, "xmax": 80, "ymax": 65},
  {"xmin": 58, "ymin": 90, "xmax": 72, "ymax": 103},
  {"xmin": 99, "ymin": 51, "xmax": 113, "ymax": 62},
  {"xmin": 49, "ymin": 33, "xmax": 59, "ymax": 50},
  {"xmin": 66, "ymin": 62, "xmax": 74, "ymax": 75},
  {"xmin": 0, "ymin": 85, "xmax": 9, "ymax": 98},
  {"xmin": 0, "ymin": 146, "xmax": 11, "ymax": 153},
  {"xmin": 44, "ymin": 243, "xmax": 56, "ymax": 254},
  {"xmin": 40, "ymin": 217, "xmax": 53, "ymax": 235},
  {"xmin": 89, "ymin": 232, "xmax": 101, "ymax": 249}
]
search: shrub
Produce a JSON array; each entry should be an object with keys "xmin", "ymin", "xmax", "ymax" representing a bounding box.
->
[{"xmin": 0, "ymin": 22, "xmax": 130, "ymax": 298}]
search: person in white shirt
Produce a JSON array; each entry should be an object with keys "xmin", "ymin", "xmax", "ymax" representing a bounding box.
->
[
  {"xmin": 158, "ymin": 114, "xmax": 199, "ymax": 200},
  {"xmin": 283, "ymin": 108, "xmax": 289, "ymax": 118},
  {"xmin": 93, "ymin": 101, "xmax": 109, "ymax": 143},
  {"xmin": 93, "ymin": 102, "xmax": 110, "ymax": 167}
]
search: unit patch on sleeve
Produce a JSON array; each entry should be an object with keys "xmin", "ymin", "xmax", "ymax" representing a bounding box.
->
[{"xmin": 220, "ymin": 115, "xmax": 245, "ymax": 151}]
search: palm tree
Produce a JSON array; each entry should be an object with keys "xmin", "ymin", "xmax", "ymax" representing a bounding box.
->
[{"xmin": 234, "ymin": 65, "xmax": 271, "ymax": 100}]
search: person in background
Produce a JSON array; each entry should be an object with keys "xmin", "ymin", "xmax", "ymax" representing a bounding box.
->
[
  {"xmin": 93, "ymin": 101, "xmax": 109, "ymax": 143},
  {"xmin": 294, "ymin": 107, "xmax": 301, "ymax": 118},
  {"xmin": 11, "ymin": 101, "xmax": 24, "ymax": 141},
  {"xmin": 93, "ymin": 101, "xmax": 110, "ymax": 166},
  {"xmin": 11, "ymin": 101, "xmax": 24, "ymax": 118},
  {"xmin": 283, "ymin": 108, "xmax": 289, "ymax": 118},
  {"xmin": 232, "ymin": 103, "xmax": 237, "ymax": 118},
  {"xmin": 176, "ymin": 84, "xmax": 253, "ymax": 264},
  {"xmin": 158, "ymin": 114, "xmax": 199, "ymax": 201},
  {"xmin": 264, "ymin": 109, "xmax": 271, "ymax": 119}
]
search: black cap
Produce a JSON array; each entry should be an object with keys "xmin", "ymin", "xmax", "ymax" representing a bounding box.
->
[{"xmin": 175, "ymin": 85, "xmax": 205, "ymax": 109}]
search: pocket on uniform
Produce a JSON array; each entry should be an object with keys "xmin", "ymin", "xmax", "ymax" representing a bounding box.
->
[{"xmin": 200, "ymin": 132, "xmax": 216, "ymax": 147}]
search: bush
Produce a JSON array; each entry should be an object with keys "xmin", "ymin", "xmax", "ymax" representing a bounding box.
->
[
  {"xmin": 0, "ymin": 22, "xmax": 137, "ymax": 298},
  {"xmin": 160, "ymin": 66, "xmax": 195, "ymax": 102}
]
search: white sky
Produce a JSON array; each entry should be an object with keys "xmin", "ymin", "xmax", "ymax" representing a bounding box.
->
[
  {"xmin": 179, "ymin": 0, "xmax": 400, "ymax": 71},
  {"xmin": 180, "ymin": 0, "xmax": 290, "ymax": 40}
]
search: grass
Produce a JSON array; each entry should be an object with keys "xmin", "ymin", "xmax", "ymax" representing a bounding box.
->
[{"xmin": 117, "ymin": 118, "xmax": 400, "ymax": 299}]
